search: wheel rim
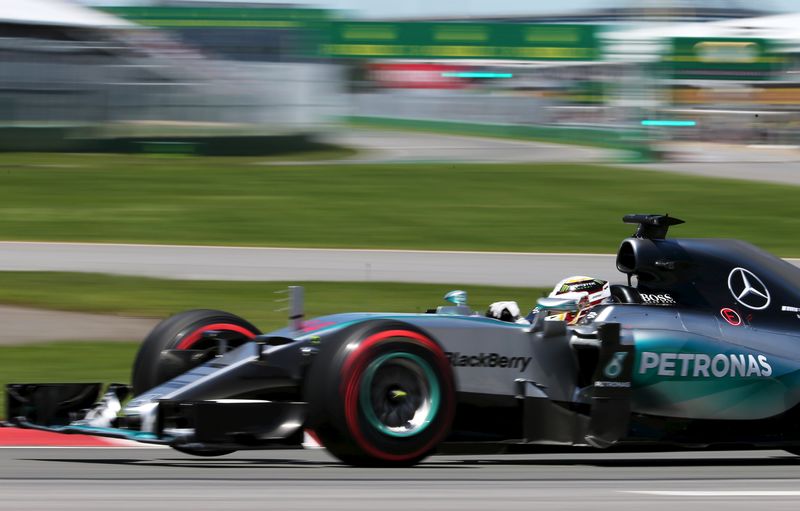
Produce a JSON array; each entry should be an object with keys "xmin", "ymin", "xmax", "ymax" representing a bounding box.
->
[{"xmin": 359, "ymin": 352, "xmax": 440, "ymax": 438}]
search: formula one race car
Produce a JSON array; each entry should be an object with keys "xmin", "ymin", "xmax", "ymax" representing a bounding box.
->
[{"xmin": 7, "ymin": 214, "xmax": 800, "ymax": 466}]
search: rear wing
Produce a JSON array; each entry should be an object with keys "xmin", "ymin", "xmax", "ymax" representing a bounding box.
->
[{"xmin": 623, "ymin": 214, "xmax": 684, "ymax": 240}]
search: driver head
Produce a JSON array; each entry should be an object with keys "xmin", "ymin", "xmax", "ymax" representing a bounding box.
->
[{"xmin": 548, "ymin": 276, "xmax": 610, "ymax": 324}]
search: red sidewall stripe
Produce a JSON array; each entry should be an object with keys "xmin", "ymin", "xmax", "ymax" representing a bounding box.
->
[
  {"xmin": 176, "ymin": 323, "xmax": 257, "ymax": 350},
  {"xmin": 341, "ymin": 329, "xmax": 454, "ymax": 462}
]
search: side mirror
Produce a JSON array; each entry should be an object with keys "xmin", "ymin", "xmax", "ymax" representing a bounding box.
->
[{"xmin": 527, "ymin": 297, "xmax": 579, "ymax": 335}]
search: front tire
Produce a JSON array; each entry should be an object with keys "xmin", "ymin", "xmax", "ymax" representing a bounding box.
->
[
  {"xmin": 305, "ymin": 321, "xmax": 455, "ymax": 467},
  {"xmin": 131, "ymin": 309, "xmax": 260, "ymax": 458},
  {"xmin": 131, "ymin": 309, "xmax": 261, "ymax": 395}
]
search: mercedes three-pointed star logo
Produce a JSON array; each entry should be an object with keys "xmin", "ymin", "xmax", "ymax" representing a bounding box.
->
[{"xmin": 727, "ymin": 267, "xmax": 771, "ymax": 310}]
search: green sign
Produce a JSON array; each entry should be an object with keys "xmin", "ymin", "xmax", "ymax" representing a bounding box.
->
[
  {"xmin": 662, "ymin": 37, "xmax": 786, "ymax": 81},
  {"xmin": 100, "ymin": 6, "xmax": 333, "ymax": 28},
  {"xmin": 321, "ymin": 22, "xmax": 600, "ymax": 61}
]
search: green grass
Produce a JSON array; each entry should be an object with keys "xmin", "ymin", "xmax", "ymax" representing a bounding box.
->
[
  {"xmin": 0, "ymin": 272, "xmax": 548, "ymax": 331},
  {"xmin": 0, "ymin": 272, "xmax": 549, "ymax": 417},
  {"xmin": 0, "ymin": 342, "xmax": 137, "ymax": 419},
  {"xmin": 0, "ymin": 153, "xmax": 799, "ymax": 254}
]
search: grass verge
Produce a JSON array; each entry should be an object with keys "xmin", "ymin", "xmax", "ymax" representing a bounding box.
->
[{"xmin": 0, "ymin": 155, "xmax": 799, "ymax": 254}]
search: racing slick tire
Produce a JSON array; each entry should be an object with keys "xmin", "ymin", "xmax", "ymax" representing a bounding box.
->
[
  {"xmin": 131, "ymin": 309, "xmax": 261, "ymax": 395},
  {"xmin": 131, "ymin": 309, "xmax": 260, "ymax": 458},
  {"xmin": 305, "ymin": 320, "xmax": 456, "ymax": 467}
]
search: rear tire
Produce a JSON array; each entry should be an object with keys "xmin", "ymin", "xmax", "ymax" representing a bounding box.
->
[{"xmin": 305, "ymin": 321, "xmax": 455, "ymax": 467}]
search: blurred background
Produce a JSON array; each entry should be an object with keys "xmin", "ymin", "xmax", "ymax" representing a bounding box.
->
[{"xmin": 2, "ymin": 0, "xmax": 800, "ymax": 154}]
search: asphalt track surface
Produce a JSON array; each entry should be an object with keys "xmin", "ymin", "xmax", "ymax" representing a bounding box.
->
[
  {"xmin": 1, "ymin": 448, "xmax": 800, "ymax": 510},
  {"xmin": 0, "ymin": 305, "xmax": 157, "ymax": 344},
  {"xmin": 0, "ymin": 242, "xmax": 624, "ymax": 287},
  {"xmin": 3, "ymin": 241, "xmax": 800, "ymax": 289},
  {"xmin": 328, "ymin": 128, "xmax": 622, "ymax": 163},
  {"xmin": 332, "ymin": 129, "xmax": 800, "ymax": 186},
  {"xmin": 639, "ymin": 142, "xmax": 800, "ymax": 186}
]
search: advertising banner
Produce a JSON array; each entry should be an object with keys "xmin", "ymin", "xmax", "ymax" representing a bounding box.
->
[
  {"xmin": 662, "ymin": 38, "xmax": 786, "ymax": 81},
  {"xmin": 321, "ymin": 22, "xmax": 600, "ymax": 61}
]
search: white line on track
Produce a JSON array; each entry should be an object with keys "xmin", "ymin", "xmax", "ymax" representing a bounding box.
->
[{"xmin": 623, "ymin": 490, "xmax": 800, "ymax": 497}]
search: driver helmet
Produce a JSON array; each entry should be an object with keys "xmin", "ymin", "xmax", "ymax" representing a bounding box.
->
[{"xmin": 546, "ymin": 276, "xmax": 610, "ymax": 324}]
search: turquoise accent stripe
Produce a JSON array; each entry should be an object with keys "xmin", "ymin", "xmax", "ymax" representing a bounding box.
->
[
  {"xmin": 641, "ymin": 120, "xmax": 697, "ymax": 127},
  {"xmin": 58, "ymin": 425, "xmax": 164, "ymax": 442},
  {"xmin": 441, "ymin": 72, "xmax": 514, "ymax": 79},
  {"xmin": 632, "ymin": 333, "xmax": 800, "ymax": 420}
]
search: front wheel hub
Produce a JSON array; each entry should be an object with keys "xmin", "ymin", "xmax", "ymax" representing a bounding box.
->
[{"xmin": 360, "ymin": 352, "xmax": 440, "ymax": 437}]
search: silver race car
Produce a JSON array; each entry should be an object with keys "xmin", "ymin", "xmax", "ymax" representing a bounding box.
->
[{"xmin": 7, "ymin": 214, "xmax": 800, "ymax": 466}]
